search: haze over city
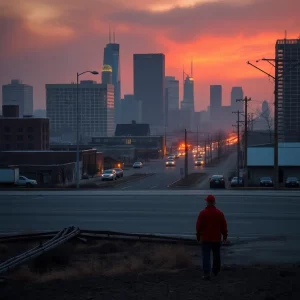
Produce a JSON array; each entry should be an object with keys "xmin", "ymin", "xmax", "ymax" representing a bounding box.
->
[{"xmin": 0, "ymin": 0, "xmax": 299, "ymax": 110}]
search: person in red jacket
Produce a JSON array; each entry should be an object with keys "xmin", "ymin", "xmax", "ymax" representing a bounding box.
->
[{"xmin": 196, "ymin": 194, "xmax": 228, "ymax": 280}]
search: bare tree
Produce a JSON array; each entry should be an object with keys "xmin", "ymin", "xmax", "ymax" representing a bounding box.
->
[{"xmin": 254, "ymin": 108, "xmax": 274, "ymax": 143}]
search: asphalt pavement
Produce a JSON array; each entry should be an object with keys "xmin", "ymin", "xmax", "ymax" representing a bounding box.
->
[
  {"xmin": 2, "ymin": 190, "xmax": 300, "ymax": 264},
  {"xmin": 115, "ymin": 149, "xmax": 223, "ymax": 190}
]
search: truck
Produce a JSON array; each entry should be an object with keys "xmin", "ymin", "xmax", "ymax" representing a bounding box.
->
[{"xmin": 0, "ymin": 168, "xmax": 20, "ymax": 185}]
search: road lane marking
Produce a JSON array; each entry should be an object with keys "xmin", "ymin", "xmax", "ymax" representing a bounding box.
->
[
  {"xmin": 121, "ymin": 186, "xmax": 132, "ymax": 190},
  {"xmin": 150, "ymin": 185, "xmax": 158, "ymax": 189}
]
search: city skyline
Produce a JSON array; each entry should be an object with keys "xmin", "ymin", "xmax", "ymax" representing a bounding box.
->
[{"xmin": 0, "ymin": 0, "xmax": 299, "ymax": 111}]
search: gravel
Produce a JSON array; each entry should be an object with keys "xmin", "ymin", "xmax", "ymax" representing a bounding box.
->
[{"xmin": 1, "ymin": 264, "xmax": 300, "ymax": 300}]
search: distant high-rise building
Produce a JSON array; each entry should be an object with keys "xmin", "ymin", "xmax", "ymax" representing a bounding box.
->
[
  {"xmin": 133, "ymin": 53, "xmax": 165, "ymax": 127},
  {"xmin": 262, "ymin": 100, "xmax": 270, "ymax": 118},
  {"xmin": 101, "ymin": 64, "xmax": 113, "ymax": 84},
  {"xmin": 181, "ymin": 74, "xmax": 194, "ymax": 112},
  {"xmin": 103, "ymin": 33, "xmax": 121, "ymax": 123},
  {"xmin": 46, "ymin": 81, "xmax": 114, "ymax": 143},
  {"xmin": 165, "ymin": 76, "xmax": 179, "ymax": 130},
  {"xmin": 2, "ymin": 79, "xmax": 33, "ymax": 117},
  {"xmin": 121, "ymin": 94, "xmax": 142, "ymax": 124},
  {"xmin": 165, "ymin": 76, "xmax": 179, "ymax": 111},
  {"xmin": 231, "ymin": 87, "xmax": 243, "ymax": 111},
  {"xmin": 210, "ymin": 85, "xmax": 222, "ymax": 118},
  {"xmin": 276, "ymin": 38, "xmax": 300, "ymax": 142}
]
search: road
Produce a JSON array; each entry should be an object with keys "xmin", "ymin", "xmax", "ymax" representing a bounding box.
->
[
  {"xmin": 117, "ymin": 149, "xmax": 227, "ymax": 190},
  {"xmin": 2, "ymin": 190, "xmax": 300, "ymax": 263}
]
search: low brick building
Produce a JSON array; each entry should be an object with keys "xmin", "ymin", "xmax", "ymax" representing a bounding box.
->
[
  {"xmin": 0, "ymin": 150, "xmax": 104, "ymax": 186},
  {"xmin": 0, "ymin": 105, "xmax": 49, "ymax": 151}
]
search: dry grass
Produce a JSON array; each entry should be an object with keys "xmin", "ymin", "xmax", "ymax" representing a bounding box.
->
[
  {"xmin": 7, "ymin": 242, "xmax": 194, "ymax": 283},
  {"xmin": 0, "ymin": 244, "xmax": 9, "ymax": 254}
]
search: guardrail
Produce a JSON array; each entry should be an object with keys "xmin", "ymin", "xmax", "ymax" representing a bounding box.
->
[{"xmin": 0, "ymin": 226, "xmax": 80, "ymax": 275}]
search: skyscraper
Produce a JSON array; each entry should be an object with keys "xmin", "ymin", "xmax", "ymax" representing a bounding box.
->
[
  {"xmin": 101, "ymin": 64, "xmax": 113, "ymax": 84},
  {"xmin": 262, "ymin": 100, "xmax": 270, "ymax": 118},
  {"xmin": 276, "ymin": 38, "xmax": 300, "ymax": 142},
  {"xmin": 133, "ymin": 53, "xmax": 165, "ymax": 127},
  {"xmin": 46, "ymin": 81, "xmax": 114, "ymax": 143},
  {"xmin": 231, "ymin": 87, "xmax": 243, "ymax": 111},
  {"xmin": 121, "ymin": 94, "xmax": 142, "ymax": 124},
  {"xmin": 181, "ymin": 63, "xmax": 195, "ymax": 112},
  {"xmin": 210, "ymin": 85, "xmax": 222, "ymax": 118},
  {"xmin": 2, "ymin": 79, "xmax": 33, "ymax": 117},
  {"xmin": 165, "ymin": 76, "xmax": 179, "ymax": 111},
  {"xmin": 103, "ymin": 32, "xmax": 121, "ymax": 123}
]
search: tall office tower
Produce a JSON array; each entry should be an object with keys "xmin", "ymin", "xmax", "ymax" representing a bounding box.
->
[
  {"xmin": 2, "ymin": 79, "xmax": 33, "ymax": 117},
  {"xmin": 262, "ymin": 100, "xmax": 270, "ymax": 118},
  {"xmin": 165, "ymin": 76, "xmax": 179, "ymax": 130},
  {"xmin": 102, "ymin": 64, "xmax": 113, "ymax": 84},
  {"xmin": 133, "ymin": 53, "xmax": 165, "ymax": 127},
  {"xmin": 181, "ymin": 62, "xmax": 195, "ymax": 113},
  {"xmin": 276, "ymin": 38, "xmax": 300, "ymax": 142},
  {"xmin": 231, "ymin": 87, "xmax": 244, "ymax": 111},
  {"xmin": 46, "ymin": 81, "xmax": 114, "ymax": 143},
  {"xmin": 210, "ymin": 85, "xmax": 222, "ymax": 118},
  {"xmin": 103, "ymin": 31, "xmax": 121, "ymax": 123},
  {"xmin": 165, "ymin": 76, "xmax": 179, "ymax": 111},
  {"xmin": 121, "ymin": 94, "xmax": 142, "ymax": 124}
]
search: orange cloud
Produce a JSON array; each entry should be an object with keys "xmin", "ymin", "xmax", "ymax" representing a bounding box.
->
[{"xmin": 0, "ymin": 0, "xmax": 299, "ymax": 111}]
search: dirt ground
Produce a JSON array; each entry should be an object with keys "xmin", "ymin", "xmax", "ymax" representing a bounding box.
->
[{"xmin": 1, "ymin": 239, "xmax": 300, "ymax": 299}]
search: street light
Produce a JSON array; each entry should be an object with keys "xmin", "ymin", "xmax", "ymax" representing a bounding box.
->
[{"xmin": 76, "ymin": 70, "xmax": 99, "ymax": 189}]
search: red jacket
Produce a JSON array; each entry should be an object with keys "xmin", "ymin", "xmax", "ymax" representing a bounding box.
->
[{"xmin": 196, "ymin": 206, "xmax": 228, "ymax": 242}]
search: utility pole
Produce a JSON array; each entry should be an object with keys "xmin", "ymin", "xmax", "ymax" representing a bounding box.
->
[
  {"xmin": 184, "ymin": 129, "xmax": 188, "ymax": 178},
  {"xmin": 196, "ymin": 126, "xmax": 199, "ymax": 155},
  {"xmin": 204, "ymin": 140, "xmax": 207, "ymax": 165},
  {"xmin": 233, "ymin": 110, "xmax": 242, "ymax": 186},
  {"xmin": 237, "ymin": 96, "xmax": 251, "ymax": 187}
]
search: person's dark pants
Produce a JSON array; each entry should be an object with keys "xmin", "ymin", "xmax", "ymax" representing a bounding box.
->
[{"xmin": 201, "ymin": 241, "xmax": 221, "ymax": 276}]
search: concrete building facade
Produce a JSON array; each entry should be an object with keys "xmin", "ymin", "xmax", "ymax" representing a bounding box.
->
[
  {"xmin": 276, "ymin": 39, "xmax": 300, "ymax": 142},
  {"xmin": 0, "ymin": 114, "xmax": 49, "ymax": 151},
  {"xmin": 2, "ymin": 79, "xmax": 33, "ymax": 117},
  {"xmin": 134, "ymin": 53, "xmax": 165, "ymax": 127},
  {"xmin": 46, "ymin": 81, "xmax": 114, "ymax": 143},
  {"xmin": 210, "ymin": 85, "xmax": 222, "ymax": 118}
]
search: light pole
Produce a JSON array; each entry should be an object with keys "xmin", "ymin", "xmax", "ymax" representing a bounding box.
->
[{"xmin": 76, "ymin": 70, "xmax": 99, "ymax": 189}]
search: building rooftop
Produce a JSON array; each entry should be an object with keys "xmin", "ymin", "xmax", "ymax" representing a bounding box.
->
[{"xmin": 115, "ymin": 122, "xmax": 150, "ymax": 136}]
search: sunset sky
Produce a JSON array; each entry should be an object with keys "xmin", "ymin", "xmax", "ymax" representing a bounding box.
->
[{"xmin": 0, "ymin": 0, "xmax": 299, "ymax": 113}]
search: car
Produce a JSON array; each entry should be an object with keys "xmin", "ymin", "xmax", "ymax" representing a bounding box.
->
[
  {"xmin": 165, "ymin": 159, "xmax": 176, "ymax": 167},
  {"xmin": 167, "ymin": 155, "xmax": 175, "ymax": 160},
  {"xmin": 101, "ymin": 169, "xmax": 117, "ymax": 181},
  {"xmin": 16, "ymin": 176, "xmax": 37, "ymax": 187},
  {"xmin": 133, "ymin": 162, "xmax": 143, "ymax": 168},
  {"xmin": 285, "ymin": 177, "xmax": 299, "ymax": 188},
  {"xmin": 114, "ymin": 168, "xmax": 124, "ymax": 178},
  {"xmin": 230, "ymin": 177, "xmax": 244, "ymax": 187},
  {"xmin": 210, "ymin": 175, "xmax": 226, "ymax": 188},
  {"xmin": 194, "ymin": 159, "xmax": 203, "ymax": 166},
  {"xmin": 259, "ymin": 177, "xmax": 273, "ymax": 187}
]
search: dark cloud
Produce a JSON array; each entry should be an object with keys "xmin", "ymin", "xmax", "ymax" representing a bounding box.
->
[{"xmin": 106, "ymin": 0, "xmax": 300, "ymax": 42}]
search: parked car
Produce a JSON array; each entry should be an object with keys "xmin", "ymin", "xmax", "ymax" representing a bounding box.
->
[
  {"xmin": 114, "ymin": 168, "xmax": 124, "ymax": 178},
  {"xmin": 259, "ymin": 177, "xmax": 273, "ymax": 187},
  {"xmin": 285, "ymin": 177, "xmax": 299, "ymax": 188},
  {"xmin": 230, "ymin": 177, "xmax": 244, "ymax": 187},
  {"xmin": 210, "ymin": 175, "xmax": 226, "ymax": 188},
  {"xmin": 16, "ymin": 176, "xmax": 37, "ymax": 187},
  {"xmin": 101, "ymin": 169, "xmax": 117, "ymax": 181},
  {"xmin": 133, "ymin": 162, "xmax": 143, "ymax": 168},
  {"xmin": 165, "ymin": 159, "xmax": 176, "ymax": 167}
]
